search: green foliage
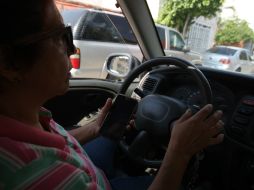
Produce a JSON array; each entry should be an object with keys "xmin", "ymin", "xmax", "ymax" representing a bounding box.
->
[
  {"xmin": 215, "ymin": 18, "xmax": 254, "ymax": 44},
  {"xmin": 157, "ymin": 0, "xmax": 224, "ymax": 34}
]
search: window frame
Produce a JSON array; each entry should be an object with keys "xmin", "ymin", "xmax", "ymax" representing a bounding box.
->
[
  {"xmin": 168, "ymin": 30, "xmax": 186, "ymax": 52},
  {"xmin": 81, "ymin": 12, "xmax": 122, "ymax": 43},
  {"xmin": 239, "ymin": 51, "xmax": 248, "ymax": 61}
]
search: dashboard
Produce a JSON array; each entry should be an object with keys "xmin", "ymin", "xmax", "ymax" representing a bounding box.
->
[
  {"xmin": 168, "ymin": 80, "xmax": 235, "ymax": 124},
  {"xmin": 137, "ymin": 67, "xmax": 254, "ymax": 189},
  {"xmin": 139, "ymin": 68, "xmax": 236, "ymax": 124}
]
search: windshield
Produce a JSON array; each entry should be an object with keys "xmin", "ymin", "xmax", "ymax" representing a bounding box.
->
[
  {"xmin": 57, "ymin": 0, "xmax": 254, "ymax": 79},
  {"xmin": 146, "ymin": 0, "xmax": 254, "ymax": 75}
]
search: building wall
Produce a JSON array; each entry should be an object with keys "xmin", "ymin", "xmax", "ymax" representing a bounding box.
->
[
  {"xmin": 55, "ymin": 0, "xmax": 121, "ymax": 13},
  {"xmin": 55, "ymin": 0, "xmax": 92, "ymax": 11},
  {"xmin": 56, "ymin": 0, "xmax": 162, "ymax": 18},
  {"xmin": 187, "ymin": 17, "xmax": 218, "ymax": 53}
]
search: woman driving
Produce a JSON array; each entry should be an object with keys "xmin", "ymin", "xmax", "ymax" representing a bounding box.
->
[{"xmin": 0, "ymin": 0, "xmax": 224, "ymax": 189}]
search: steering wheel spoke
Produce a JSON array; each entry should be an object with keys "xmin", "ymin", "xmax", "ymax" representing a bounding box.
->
[{"xmin": 133, "ymin": 88, "xmax": 145, "ymax": 98}]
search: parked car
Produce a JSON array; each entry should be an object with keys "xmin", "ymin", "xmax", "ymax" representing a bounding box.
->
[
  {"xmin": 202, "ymin": 45, "xmax": 254, "ymax": 73},
  {"xmin": 156, "ymin": 24, "xmax": 202, "ymax": 65},
  {"xmin": 61, "ymin": 8, "xmax": 201, "ymax": 78}
]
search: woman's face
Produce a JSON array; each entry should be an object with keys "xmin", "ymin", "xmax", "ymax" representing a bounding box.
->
[{"xmin": 20, "ymin": 2, "xmax": 72, "ymax": 101}]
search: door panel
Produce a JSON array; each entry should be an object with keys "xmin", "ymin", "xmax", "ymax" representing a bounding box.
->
[
  {"xmin": 44, "ymin": 79, "xmax": 119, "ymax": 128},
  {"xmin": 43, "ymin": 79, "xmax": 138, "ymax": 129}
]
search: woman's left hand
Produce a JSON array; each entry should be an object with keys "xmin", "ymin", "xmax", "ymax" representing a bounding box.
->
[
  {"xmin": 69, "ymin": 98, "xmax": 113, "ymax": 144},
  {"xmin": 90, "ymin": 98, "xmax": 112, "ymax": 137},
  {"xmin": 88, "ymin": 98, "xmax": 136, "ymax": 140}
]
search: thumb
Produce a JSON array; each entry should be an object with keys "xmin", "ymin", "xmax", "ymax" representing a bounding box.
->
[{"xmin": 99, "ymin": 98, "xmax": 112, "ymax": 120}]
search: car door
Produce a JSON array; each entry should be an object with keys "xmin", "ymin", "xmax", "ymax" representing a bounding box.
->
[
  {"xmin": 44, "ymin": 79, "xmax": 138, "ymax": 129},
  {"xmin": 239, "ymin": 50, "xmax": 253, "ymax": 74},
  {"xmin": 164, "ymin": 29, "xmax": 186, "ymax": 59},
  {"xmin": 166, "ymin": 29, "xmax": 201, "ymax": 63}
]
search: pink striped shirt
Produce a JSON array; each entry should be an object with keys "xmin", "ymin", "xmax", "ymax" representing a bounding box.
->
[{"xmin": 0, "ymin": 108, "xmax": 111, "ymax": 190}]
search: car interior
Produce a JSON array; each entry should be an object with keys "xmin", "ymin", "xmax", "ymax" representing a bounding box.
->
[{"xmin": 45, "ymin": 0, "xmax": 254, "ymax": 189}]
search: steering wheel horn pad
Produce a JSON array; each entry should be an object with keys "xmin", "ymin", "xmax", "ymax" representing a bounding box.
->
[{"xmin": 135, "ymin": 94, "xmax": 186, "ymax": 137}]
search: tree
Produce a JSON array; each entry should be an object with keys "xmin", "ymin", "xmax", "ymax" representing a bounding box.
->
[
  {"xmin": 157, "ymin": 0, "xmax": 224, "ymax": 37},
  {"xmin": 215, "ymin": 17, "xmax": 254, "ymax": 45}
]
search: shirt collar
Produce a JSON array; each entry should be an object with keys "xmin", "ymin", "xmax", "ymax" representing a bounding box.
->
[{"xmin": 0, "ymin": 108, "xmax": 65, "ymax": 149}]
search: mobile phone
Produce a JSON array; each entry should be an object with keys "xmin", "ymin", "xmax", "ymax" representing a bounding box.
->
[{"xmin": 100, "ymin": 94, "xmax": 138, "ymax": 140}]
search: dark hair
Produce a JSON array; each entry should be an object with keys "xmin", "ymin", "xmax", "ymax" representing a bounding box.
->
[{"xmin": 0, "ymin": 0, "xmax": 53, "ymax": 71}]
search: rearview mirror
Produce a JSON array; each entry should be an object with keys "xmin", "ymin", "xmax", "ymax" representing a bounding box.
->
[{"xmin": 102, "ymin": 53, "xmax": 141, "ymax": 79}]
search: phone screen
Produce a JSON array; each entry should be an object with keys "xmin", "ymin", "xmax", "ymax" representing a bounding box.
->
[{"xmin": 100, "ymin": 94, "xmax": 138, "ymax": 140}]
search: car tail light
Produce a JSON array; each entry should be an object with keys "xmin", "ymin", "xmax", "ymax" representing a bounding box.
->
[
  {"xmin": 70, "ymin": 48, "xmax": 80, "ymax": 69},
  {"xmin": 219, "ymin": 58, "xmax": 231, "ymax": 64}
]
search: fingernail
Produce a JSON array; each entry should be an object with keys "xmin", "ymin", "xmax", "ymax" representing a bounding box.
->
[
  {"xmin": 216, "ymin": 121, "xmax": 225, "ymax": 132},
  {"xmin": 218, "ymin": 120, "xmax": 224, "ymax": 126},
  {"xmin": 205, "ymin": 104, "xmax": 213, "ymax": 111},
  {"xmin": 219, "ymin": 133, "xmax": 224, "ymax": 141},
  {"xmin": 186, "ymin": 108, "xmax": 192, "ymax": 113},
  {"xmin": 215, "ymin": 110, "xmax": 223, "ymax": 118}
]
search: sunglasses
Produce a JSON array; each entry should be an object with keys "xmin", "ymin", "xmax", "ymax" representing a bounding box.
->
[{"xmin": 1, "ymin": 26, "xmax": 76, "ymax": 56}]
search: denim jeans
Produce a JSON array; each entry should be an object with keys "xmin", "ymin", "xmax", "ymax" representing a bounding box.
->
[{"xmin": 83, "ymin": 136, "xmax": 153, "ymax": 190}]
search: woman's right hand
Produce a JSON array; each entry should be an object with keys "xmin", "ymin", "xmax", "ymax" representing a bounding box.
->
[
  {"xmin": 168, "ymin": 104, "xmax": 224, "ymax": 159},
  {"xmin": 148, "ymin": 104, "xmax": 224, "ymax": 190}
]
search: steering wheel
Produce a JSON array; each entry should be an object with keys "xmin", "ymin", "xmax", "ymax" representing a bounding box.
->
[{"xmin": 119, "ymin": 56, "xmax": 212, "ymax": 168}]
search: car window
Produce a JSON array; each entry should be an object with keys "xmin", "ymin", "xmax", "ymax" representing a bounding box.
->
[
  {"xmin": 239, "ymin": 51, "xmax": 248, "ymax": 60},
  {"xmin": 82, "ymin": 12, "xmax": 121, "ymax": 43},
  {"xmin": 107, "ymin": 14, "xmax": 137, "ymax": 45},
  {"xmin": 207, "ymin": 47, "xmax": 237, "ymax": 56},
  {"xmin": 156, "ymin": 26, "xmax": 166, "ymax": 48},
  {"xmin": 169, "ymin": 30, "xmax": 185, "ymax": 51}
]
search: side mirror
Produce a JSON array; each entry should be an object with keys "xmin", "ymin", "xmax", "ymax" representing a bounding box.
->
[
  {"xmin": 101, "ymin": 53, "xmax": 141, "ymax": 80},
  {"xmin": 183, "ymin": 46, "xmax": 190, "ymax": 53}
]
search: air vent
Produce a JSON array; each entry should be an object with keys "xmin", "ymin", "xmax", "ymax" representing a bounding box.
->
[{"xmin": 142, "ymin": 77, "xmax": 158, "ymax": 92}]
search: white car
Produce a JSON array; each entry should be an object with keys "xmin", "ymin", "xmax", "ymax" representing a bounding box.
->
[{"xmin": 202, "ymin": 46, "xmax": 254, "ymax": 73}]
